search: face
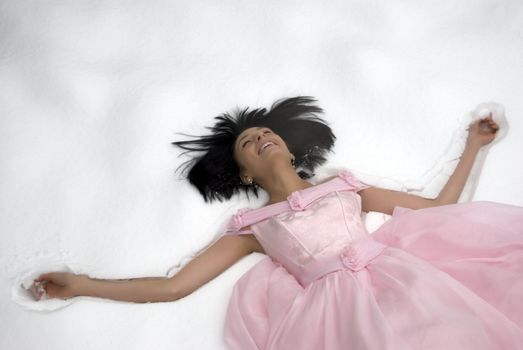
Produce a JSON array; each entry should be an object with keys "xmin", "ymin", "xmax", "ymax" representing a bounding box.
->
[{"xmin": 233, "ymin": 126, "xmax": 293, "ymax": 183}]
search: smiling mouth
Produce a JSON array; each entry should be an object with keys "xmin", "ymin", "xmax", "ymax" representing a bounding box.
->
[{"xmin": 258, "ymin": 142, "xmax": 276, "ymax": 155}]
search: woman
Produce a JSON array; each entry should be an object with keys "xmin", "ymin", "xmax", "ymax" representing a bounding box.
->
[{"xmin": 34, "ymin": 97, "xmax": 523, "ymax": 349}]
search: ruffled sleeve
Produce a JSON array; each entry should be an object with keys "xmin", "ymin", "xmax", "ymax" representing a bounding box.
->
[
  {"xmin": 224, "ymin": 208, "xmax": 255, "ymax": 236},
  {"xmin": 338, "ymin": 170, "xmax": 371, "ymax": 192}
]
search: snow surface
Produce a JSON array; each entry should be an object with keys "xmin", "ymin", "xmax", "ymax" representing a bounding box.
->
[{"xmin": 1, "ymin": 1, "xmax": 522, "ymax": 349}]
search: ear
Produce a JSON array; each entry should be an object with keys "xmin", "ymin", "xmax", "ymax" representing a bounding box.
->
[
  {"xmin": 234, "ymin": 153, "xmax": 251, "ymax": 182},
  {"xmin": 238, "ymin": 169, "xmax": 247, "ymax": 184},
  {"xmin": 237, "ymin": 160, "xmax": 253, "ymax": 182}
]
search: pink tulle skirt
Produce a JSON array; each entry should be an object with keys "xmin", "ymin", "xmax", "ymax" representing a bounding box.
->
[{"xmin": 224, "ymin": 202, "xmax": 523, "ymax": 349}]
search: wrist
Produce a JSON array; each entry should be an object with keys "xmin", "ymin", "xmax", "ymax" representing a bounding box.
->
[
  {"xmin": 73, "ymin": 274, "xmax": 93, "ymax": 297},
  {"xmin": 465, "ymin": 139, "xmax": 482, "ymax": 152}
]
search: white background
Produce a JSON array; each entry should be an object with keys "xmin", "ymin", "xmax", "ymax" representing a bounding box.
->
[{"xmin": 1, "ymin": 1, "xmax": 522, "ymax": 349}]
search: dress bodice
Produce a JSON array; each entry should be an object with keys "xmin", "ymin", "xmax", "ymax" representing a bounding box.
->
[{"xmin": 225, "ymin": 170, "xmax": 387, "ymax": 286}]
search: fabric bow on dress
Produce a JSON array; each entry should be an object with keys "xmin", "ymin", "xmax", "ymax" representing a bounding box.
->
[
  {"xmin": 230, "ymin": 208, "xmax": 252, "ymax": 231},
  {"xmin": 339, "ymin": 239, "xmax": 387, "ymax": 272},
  {"xmin": 288, "ymin": 191, "xmax": 306, "ymax": 211}
]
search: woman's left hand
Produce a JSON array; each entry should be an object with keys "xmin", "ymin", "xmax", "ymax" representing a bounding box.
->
[
  {"xmin": 466, "ymin": 113, "xmax": 499, "ymax": 148},
  {"xmin": 33, "ymin": 272, "xmax": 89, "ymax": 300}
]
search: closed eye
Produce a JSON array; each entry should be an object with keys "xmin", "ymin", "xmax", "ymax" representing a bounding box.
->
[{"xmin": 241, "ymin": 129, "xmax": 272, "ymax": 148}]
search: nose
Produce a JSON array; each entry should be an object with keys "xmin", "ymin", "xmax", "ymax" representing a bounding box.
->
[{"xmin": 256, "ymin": 129, "xmax": 268, "ymax": 141}]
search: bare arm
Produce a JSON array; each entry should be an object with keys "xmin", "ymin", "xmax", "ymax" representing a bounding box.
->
[
  {"xmin": 35, "ymin": 234, "xmax": 261, "ymax": 303},
  {"xmin": 168, "ymin": 233, "xmax": 262, "ymax": 299},
  {"xmin": 359, "ymin": 116, "xmax": 499, "ymax": 215}
]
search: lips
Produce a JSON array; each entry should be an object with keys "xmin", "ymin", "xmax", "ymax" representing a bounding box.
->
[{"xmin": 258, "ymin": 140, "xmax": 276, "ymax": 155}]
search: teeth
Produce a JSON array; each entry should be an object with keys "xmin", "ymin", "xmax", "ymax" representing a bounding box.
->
[{"xmin": 260, "ymin": 142, "xmax": 274, "ymax": 154}]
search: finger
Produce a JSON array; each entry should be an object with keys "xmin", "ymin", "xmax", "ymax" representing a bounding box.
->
[
  {"xmin": 30, "ymin": 282, "xmax": 46, "ymax": 300},
  {"xmin": 487, "ymin": 121, "xmax": 499, "ymax": 129},
  {"xmin": 481, "ymin": 114, "xmax": 493, "ymax": 121}
]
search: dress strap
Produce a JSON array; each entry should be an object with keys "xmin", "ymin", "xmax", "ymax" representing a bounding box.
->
[
  {"xmin": 232, "ymin": 228, "xmax": 255, "ymax": 236},
  {"xmin": 224, "ymin": 169, "xmax": 370, "ymax": 236}
]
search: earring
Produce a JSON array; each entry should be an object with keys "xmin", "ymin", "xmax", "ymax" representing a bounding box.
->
[
  {"xmin": 242, "ymin": 177, "xmax": 253, "ymax": 186},
  {"xmin": 240, "ymin": 176, "xmax": 257, "ymax": 187},
  {"xmin": 291, "ymin": 157, "xmax": 296, "ymax": 168},
  {"xmin": 247, "ymin": 177, "xmax": 258, "ymax": 189}
]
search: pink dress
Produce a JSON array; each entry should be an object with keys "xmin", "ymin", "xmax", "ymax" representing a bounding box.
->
[{"xmin": 222, "ymin": 170, "xmax": 523, "ymax": 349}]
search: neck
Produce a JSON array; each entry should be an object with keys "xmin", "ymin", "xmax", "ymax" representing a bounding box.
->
[{"xmin": 258, "ymin": 167, "xmax": 314, "ymax": 205}]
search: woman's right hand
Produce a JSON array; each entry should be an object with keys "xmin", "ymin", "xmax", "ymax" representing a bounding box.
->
[
  {"xmin": 465, "ymin": 113, "xmax": 499, "ymax": 148},
  {"xmin": 34, "ymin": 272, "xmax": 90, "ymax": 300}
]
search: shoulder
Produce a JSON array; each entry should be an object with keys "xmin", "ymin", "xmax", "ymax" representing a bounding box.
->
[
  {"xmin": 320, "ymin": 175, "xmax": 338, "ymax": 184},
  {"xmin": 313, "ymin": 169, "xmax": 368, "ymax": 187},
  {"xmin": 225, "ymin": 225, "xmax": 265, "ymax": 254},
  {"xmin": 314, "ymin": 170, "xmax": 370, "ymax": 193},
  {"xmin": 337, "ymin": 170, "xmax": 370, "ymax": 192},
  {"xmin": 226, "ymin": 170, "xmax": 363, "ymax": 229}
]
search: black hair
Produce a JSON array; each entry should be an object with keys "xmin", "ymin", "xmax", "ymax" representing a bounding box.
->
[{"xmin": 172, "ymin": 96, "xmax": 336, "ymax": 203}]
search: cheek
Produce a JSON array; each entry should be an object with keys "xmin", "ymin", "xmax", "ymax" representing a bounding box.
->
[
  {"xmin": 234, "ymin": 151, "xmax": 252, "ymax": 170},
  {"xmin": 276, "ymin": 139, "xmax": 290, "ymax": 153},
  {"xmin": 235, "ymin": 150, "xmax": 261, "ymax": 171},
  {"xmin": 233, "ymin": 153, "xmax": 243, "ymax": 169},
  {"xmin": 240, "ymin": 152, "xmax": 256, "ymax": 166}
]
